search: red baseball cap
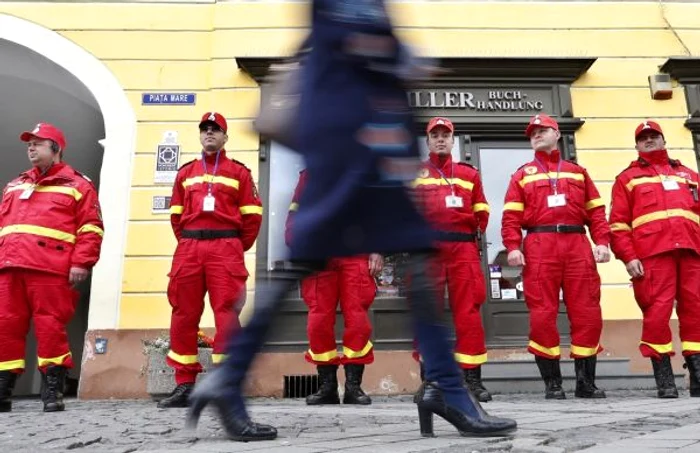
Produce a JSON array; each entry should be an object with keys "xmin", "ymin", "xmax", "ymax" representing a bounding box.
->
[
  {"xmin": 635, "ymin": 120, "xmax": 664, "ymax": 140},
  {"xmin": 426, "ymin": 117, "xmax": 454, "ymax": 134},
  {"xmin": 525, "ymin": 113, "xmax": 559, "ymax": 137},
  {"xmin": 199, "ymin": 112, "xmax": 228, "ymax": 133},
  {"xmin": 20, "ymin": 123, "xmax": 67, "ymax": 150}
]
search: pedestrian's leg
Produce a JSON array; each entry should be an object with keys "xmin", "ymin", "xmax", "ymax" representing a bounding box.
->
[
  {"xmin": 303, "ymin": 268, "xmax": 341, "ymax": 405},
  {"xmin": 186, "ymin": 261, "xmax": 321, "ymax": 441},
  {"xmin": 26, "ymin": 271, "xmax": 79, "ymax": 412},
  {"xmin": 0, "ymin": 270, "xmax": 30, "ymax": 412},
  {"xmin": 337, "ymin": 257, "xmax": 375, "ymax": 405},
  {"xmin": 407, "ymin": 252, "xmax": 516, "ymax": 437},
  {"xmin": 677, "ymin": 251, "xmax": 700, "ymax": 396},
  {"xmin": 447, "ymin": 250, "xmax": 490, "ymax": 402},
  {"xmin": 159, "ymin": 243, "xmax": 206, "ymax": 408},
  {"xmin": 562, "ymin": 242, "xmax": 605, "ymax": 398}
]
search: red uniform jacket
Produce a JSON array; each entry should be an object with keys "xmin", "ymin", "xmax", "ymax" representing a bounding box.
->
[
  {"xmin": 502, "ymin": 150, "xmax": 610, "ymax": 252},
  {"xmin": 0, "ymin": 163, "xmax": 104, "ymax": 275},
  {"xmin": 413, "ymin": 153, "xmax": 489, "ymax": 234},
  {"xmin": 609, "ymin": 149, "xmax": 700, "ymax": 263},
  {"xmin": 169, "ymin": 150, "xmax": 262, "ymax": 251}
]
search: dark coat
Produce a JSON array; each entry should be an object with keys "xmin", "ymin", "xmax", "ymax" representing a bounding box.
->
[{"xmin": 288, "ymin": 0, "xmax": 434, "ymax": 261}]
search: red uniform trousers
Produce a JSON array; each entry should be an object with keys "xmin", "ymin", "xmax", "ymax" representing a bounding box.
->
[
  {"xmin": 523, "ymin": 233, "xmax": 603, "ymax": 359},
  {"xmin": 302, "ymin": 256, "xmax": 376, "ymax": 366},
  {"xmin": 632, "ymin": 250, "xmax": 700, "ymax": 359},
  {"xmin": 166, "ymin": 238, "xmax": 247, "ymax": 384},
  {"xmin": 0, "ymin": 269, "xmax": 78, "ymax": 373},
  {"xmin": 412, "ymin": 241, "xmax": 487, "ymax": 368}
]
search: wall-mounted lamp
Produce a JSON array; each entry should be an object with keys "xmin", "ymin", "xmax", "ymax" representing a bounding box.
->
[{"xmin": 648, "ymin": 74, "xmax": 673, "ymax": 100}]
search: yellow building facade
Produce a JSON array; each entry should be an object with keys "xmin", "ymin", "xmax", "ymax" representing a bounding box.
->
[{"xmin": 1, "ymin": 1, "xmax": 699, "ymax": 398}]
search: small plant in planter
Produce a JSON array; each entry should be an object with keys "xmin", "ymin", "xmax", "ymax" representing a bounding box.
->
[{"xmin": 143, "ymin": 331, "xmax": 215, "ymax": 396}]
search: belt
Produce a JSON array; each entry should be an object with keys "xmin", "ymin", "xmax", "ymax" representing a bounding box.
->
[
  {"xmin": 435, "ymin": 231, "xmax": 477, "ymax": 242},
  {"xmin": 527, "ymin": 225, "xmax": 585, "ymax": 234},
  {"xmin": 181, "ymin": 229, "xmax": 239, "ymax": 240}
]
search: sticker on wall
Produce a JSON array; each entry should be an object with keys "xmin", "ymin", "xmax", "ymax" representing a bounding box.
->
[
  {"xmin": 95, "ymin": 338, "xmax": 108, "ymax": 354},
  {"xmin": 142, "ymin": 93, "xmax": 196, "ymax": 105},
  {"xmin": 154, "ymin": 131, "xmax": 180, "ymax": 184},
  {"xmin": 502, "ymin": 289, "xmax": 518, "ymax": 300},
  {"xmin": 152, "ymin": 196, "xmax": 172, "ymax": 214},
  {"xmin": 490, "ymin": 279, "xmax": 501, "ymax": 299}
]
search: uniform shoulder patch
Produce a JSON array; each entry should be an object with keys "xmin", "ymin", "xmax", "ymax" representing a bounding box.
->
[
  {"xmin": 178, "ymin": 159, "xmax": 197, "ymax": 171},
  {"xmin": 230, "ymin": 158, "xmax": 252, "ymax": 172},
  {"xmin": 456, "ymin": 162, "xmax": 478, "ymax": 171}
]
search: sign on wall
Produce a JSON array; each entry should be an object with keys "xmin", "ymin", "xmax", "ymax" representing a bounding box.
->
[
  {"xmin": 142, "ymin": 93, "xmax": 196, "ymax": 105},
  {"xmin": 407, "ymin": 88, "xmax": 552, "ymax": 118},
  {"xmin": 152, "ymin": 196, "xmax": 172, "ymax": 214},
  {"xmin": 154, "ymin": 131, "xmax": 180, "ymax": 184}
]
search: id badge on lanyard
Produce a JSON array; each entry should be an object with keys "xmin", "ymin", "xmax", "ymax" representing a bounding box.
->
[
  {"xmin": 19, "ymin": 185, "xmax": 36, "ymax": 200},
  {"xmin": 662, "ymin": 178, "xmax": 680, "ymax": 191},
  {"xmin": 201, "ymin": 151, "xmax": 221, "ymax": 213}
]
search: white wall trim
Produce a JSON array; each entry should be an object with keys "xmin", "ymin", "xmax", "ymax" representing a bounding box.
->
[{"xmin": 1, "ymin": 14, "xmax": 135, "ymax": 330}]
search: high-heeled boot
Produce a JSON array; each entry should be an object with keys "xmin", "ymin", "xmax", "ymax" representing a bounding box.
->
[
  {"xmin": 186, "ymin": 263, "xmax": 318, "ymax": 441},
  {"xmin": 406, "ymin": 253, "xmax": 517, "ymax": 438}
]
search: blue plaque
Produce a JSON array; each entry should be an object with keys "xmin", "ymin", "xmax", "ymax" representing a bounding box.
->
[{"xmin": 142, "ymin": 93, "xmax": 196, "ymax": 105}]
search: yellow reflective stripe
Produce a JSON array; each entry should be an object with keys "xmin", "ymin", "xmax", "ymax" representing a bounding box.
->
[
  {"xmin": 626, "ymin": 175, "xmax": 687, "ymax": 191},
  {"xmin": 454, "ymin": 352, "xmax": 487, "ymax": 365},
  {"xmin": 0, "ymin": 224, "xmax": 76, "ymax": 244},
  {"xmin": 640, "ymin": 341, "xmax": 674, "ymax": 354},
  {"xmin": 240, "ymin": 205, "xmax": 263, "ymax": 215},
  {"xmin": 166, "ymin": 350, "xmax": 199, "ymax": 365},
  {"xmin": 211, "ymin": 354, "xmax": 227, "ymax": 364},
  {"xmin": 307, "ymin": 348, "xmax": 339, "ymax": 362},
  {"xmin": 682, "ymin": 341, "xmax": 700, "ymax": 352},
  {"xmin": 632, "ymin": 209, "xmax": 700, "ymax": 229},
  {"xmin": 0, "ymin": 359, "xmax": 25, "ymax": 371},
  {"xmin": 182, "ymin": 174, "xmax": 240, "ymax": 190},
  {"xmin": 7, "ymin": 183, "xmax": 83, "ymax": 201},
  {"xmin": 170, "ymin": 205, "xmax": 184, "ymax": 214},
  {"xmin": 528, "ymin": 340, "xmax": 561, "ymax": 357},
  {"xmin": 503, "ymin": 202, "xmax": 525, "ymax": 212},
  {"xmin": 77, "ymin": 224, "xmax": 104, "ymax": 237},
  {"xmin": 610, "ymin": 222, "xmax": 632, "ymax": 232},
  {"xmin": 343, "ymin": 341, "xmax": 373, "ymax": 359},
  {"xmin": 570, "ymin": 344, "xmax": 600, "ymax": 357},
  {"xmin": 585, "ymin": 198, "xmax": 605, "ymax": 210},
  {"xmin": 473, "ymin": 203, "xmax": 490, "ymax": 213},
  {"xmin": 519, "ymin": 172, "xmax": 584, "ymax": 188},
  {"xmin": 37, "ymin": 352, "xmax": 71, "ymax": 367},
  {"xmin": 289, "ymin": 202, "xmax": 299, "ymax": 212},
  {"xmin": 413, "ymin": 177, "xmax": 474, "ymax": 191}
]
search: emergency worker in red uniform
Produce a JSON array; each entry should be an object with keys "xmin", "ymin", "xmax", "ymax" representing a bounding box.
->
[
  {"xmin": 502, "ymin": 113, "xmax": 611, "ymax": 399},
  {"xmin": 413, "ymin": 117, "xmax": 492, "ymax": 402},
  {"xmin": 609, "ymin": 120, "xmax": 700, "ymax": 399},
  {"xmin": 158, "ymin": 112, "xmax": 263, "ymax": 408},
  {"xmin": 0, "ymin": 123, "xmax": 103, "ymax": 412},
  {"xmin": 285, "ymin": 170, "xmax": 382, "ymax": 405}
]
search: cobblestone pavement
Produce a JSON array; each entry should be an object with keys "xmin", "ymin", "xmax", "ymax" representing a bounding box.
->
[{"xmin": 2, "ymin": 390, "xmax": 700, "ymax": 452}]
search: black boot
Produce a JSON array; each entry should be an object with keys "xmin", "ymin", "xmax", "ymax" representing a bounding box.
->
[
  {"xmin": 343, "ymin": 364, "xmax": 371, "ymax": 405},
  {"xmin": 305, "ymin": 365, "xmax": 340, "ymax": 405},
  {"xmin": 41, "ymin": 366, "xmax": 66, "ymax": 412},
  {"xmin": 186, "ymin": 367, "xmax": 277, "ymax": 441},
  {"xmin": 416, "ymin": 381, "xmax": 516, "ymax": 437},
  {"xmin": 463, "ymin": 367, "xmax": 492, "ymax": 402},
  {"xmin": 413, "ymin": 362, "xmax": 425, "ymax": 404},
  {"xmin": 684, "ymin": 354, "xmax": 700, "ymax": 397},
  {"xmin": 574, "ymin": 356, "xmax": 606, "ymax": 398},
  {"xmin": 652, "ymin": 355, "xmax": 678, "ymax": 398},
  {"xmin": 0, "ymin": 371, "xmax": 17, "ymax": 413},
  {"xmin": 535, "ymin": 356, "xmax": 566, "ymax": 399},
  {"xmin": 157, "ymin": 383, "xmax": 194, "ymax": 408}
]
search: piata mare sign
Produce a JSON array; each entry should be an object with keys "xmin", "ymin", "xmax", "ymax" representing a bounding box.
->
[{"xmin": 407, "ymin": 88, "xmax": 553, "ymax": 117}]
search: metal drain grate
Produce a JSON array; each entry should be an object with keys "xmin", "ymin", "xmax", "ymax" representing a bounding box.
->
[{"xmin": 284, "ymin": 374, "xmax": 319, "ymax": 398}]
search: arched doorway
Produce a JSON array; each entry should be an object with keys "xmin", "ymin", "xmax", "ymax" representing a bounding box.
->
[{"xmin": 0, "ymin": 14, "xmax": 136, "ymax": 394}]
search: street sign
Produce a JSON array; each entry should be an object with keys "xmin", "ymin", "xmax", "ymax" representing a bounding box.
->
[{"xmin": 142, "ymin": 93, "xmax": 196, "ymax": 105}]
